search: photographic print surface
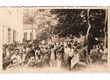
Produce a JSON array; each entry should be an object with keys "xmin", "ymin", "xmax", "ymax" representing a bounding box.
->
[{"xmin": 0, "ymin": 6, "xmax": 110, "ymax": 73}]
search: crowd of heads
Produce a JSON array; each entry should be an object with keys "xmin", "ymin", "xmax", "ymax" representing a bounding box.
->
[{"xmin": 2, "ymin": 38, "xmax": 108, "ymax": 71}]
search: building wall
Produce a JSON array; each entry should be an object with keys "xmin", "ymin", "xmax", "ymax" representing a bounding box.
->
[
  {"xmin": 0, "ymin": 24, "xmax": 3, "ymax": 70},
  {"xmin": 23, "ymin": 24, "xmax": 37, "ymax": 41},
  {"xmin": 0, "ymin": 8, "xmax": 23, "ymax": 44},
  {"xmin": 23, "ymin": 29, "xmax": 36, "ymax": 40}
]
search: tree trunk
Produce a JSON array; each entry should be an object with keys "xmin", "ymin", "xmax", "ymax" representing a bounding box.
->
[
  {"xmin": 86, "ymin": 9, "xmax": 91, "ymax": 49},
  {"xmin": 85, "ymin": 9, "xmax": 92, "ymax": 64},
  {"xmin": 104, "ymin": 9, "xmax": 107, "ymax": 48}
]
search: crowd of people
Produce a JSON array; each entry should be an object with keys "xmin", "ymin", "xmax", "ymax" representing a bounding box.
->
[{"xmin": 2, "ymin": 37, "xmax": 108, "ymax": 71}]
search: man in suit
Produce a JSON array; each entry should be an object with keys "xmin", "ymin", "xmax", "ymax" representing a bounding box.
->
[
  {"xmin": 50, "ymin": 50, "xmax": 65, "ymax": 68},
  {"xmin": 37, "ymin": 53, "xmax": 51, "ymax": 68},
  {"xmin": 24, "ymin": 54, "xmax": 37, "ymax": 68}
]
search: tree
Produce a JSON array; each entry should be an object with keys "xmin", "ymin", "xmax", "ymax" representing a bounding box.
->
[
  {"xmin": 23, "ymin": 9, "xmax": 58, "ymax": 44},
  {"xmin": 104, "ymin": 9, "xmax": 108, "ymax": 48},
  {"xmin": 50, "ymin": 9, "xmax": 87, "ymax": 37},
  {"xmin": 50, "ymin": 9, "xmax": 107, "ymax": 48},
  {"xmin": 23, "ymin": 9, "xmax": 107, "ymax": 48},
  {"xmin": 89, "ymin": 9, "xmax": 106, "ymax": 48}
]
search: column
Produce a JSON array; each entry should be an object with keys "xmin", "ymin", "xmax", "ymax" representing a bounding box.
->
[
  {"xmin": 8, "ymin": 28, "xmax": 11, "ymax": 44},
  {"xmin": 4, "ymin": 26, "xmax": 8, "ymax": 44},
  {"xmin": 27, "ymin": 32, "xmax": 30, "ymax": 40},
  {"xmin": 19, "ymin": 29, "xmax": 23, "ymax": 43},
  {"xmin": 10, "ymin": 29, "xmax": 13, "ymax": 43},
  {"xmin": 13, "ymin": 30, "xmax": 15, "ymax": 42},
  {"xmin": 33, "ymin": 30, "xmax": 36, "ymax": 40},
  {"xmin": 16, "ymin": 32, "xmax": 18, "ymax": 42},
  {"xmin": 18, "ymin": 32, "xmax": 23, "ymax": 43},
  {"xmin": 13, "ymin": 31, "xmax": 16, "ymax": 42},
  {"xmin": 2, "ymin": 26, "xmax": 4, "ymax": 45}
]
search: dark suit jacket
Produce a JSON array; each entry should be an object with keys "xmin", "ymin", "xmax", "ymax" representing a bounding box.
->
[{"xmin": 51, "ymin": 60, "xmax": 65, "ymax": 68}]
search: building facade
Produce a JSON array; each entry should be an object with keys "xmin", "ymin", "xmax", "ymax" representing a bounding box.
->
[
  {"xmin": 0, "ymin": 8, "xmax": 23, "ymax": 45},
  {"xmin": 23, "ymin": 24, "xmax": 37, "ymax": 41}
]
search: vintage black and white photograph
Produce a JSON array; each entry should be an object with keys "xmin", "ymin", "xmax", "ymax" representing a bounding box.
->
[{"xmin": 0, "ymin": 7, "xmax": 109, "ymax": 73}]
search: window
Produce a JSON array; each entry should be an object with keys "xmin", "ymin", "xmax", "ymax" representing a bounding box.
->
[
  {"xmin": 24, "ymin": 32, "xmax": 27, "ymax": 40},
  {"xmin": 30, "ymin": 32, "xmax": 32, "ymax": 40},
  {"xmin": 13, "ymin": 30, "xmax": 16, "ymax": 42},
  {"xmin": 8, "ymin": 28, "xmax": 11, "ymax": 43}
]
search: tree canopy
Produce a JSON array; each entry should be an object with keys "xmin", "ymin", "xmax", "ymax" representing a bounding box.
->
[
  {"xmin": 50, "ymin": 9, "xmax": 87, "ymax": 37},
  {"xmin": 23, "ymin": 9, "xmax": 107, "ymax": 47},
  {"xmin": 50, "ymin": 9, "xmax": 107, "ymax": 38}
]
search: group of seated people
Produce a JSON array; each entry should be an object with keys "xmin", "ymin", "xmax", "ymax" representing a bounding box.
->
[
  {"xmin": 2, "ymin": 40, "xmax": 108, "ymax": 71},
  {"xmin": 90, "ymin": 44, "xmax": 108, "ymax": 62}
]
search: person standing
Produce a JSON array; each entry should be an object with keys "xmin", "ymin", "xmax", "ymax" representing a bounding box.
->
[
  {"xmin": 11, "ymin": 49, "xmax": 22, "ymax": 65},
  {"xmin": 50, "ymin": 50, "xmax": 65, "ymax": 68},
  {"xmin": 35, "ymin": 47, "xmax": 42, "ymax": 60},
  {"xmin": 67, "ymin": 47, "xmax": 74, "ymax": 70},
  {"xmin": 84, "ymin": 45, "xmax": 91, "ymax": 64},
  {"xmin": 64, "ymin": 44, "xmax": 71, "ymax": 68},
  {"xmin": 25, "ymin": 44, "xmax": 35, "ymax": 63},
  {"xmin": 24, "ymin": 55, "xmax": 37, "ymax": 68},
  {"xmin": 90, "ymin": 45, "xmax": 97, "ymax": 62},
  {"xmin": 3, "ymin": 51, "xmax": 11, "ymax": 70},
  {"xmin": 22, "ymin": 46, "xmax": 26, "ymax": 63},
  {"xmin": 37, "ymin": 53, "xmax": 51, "ymax": 68}
]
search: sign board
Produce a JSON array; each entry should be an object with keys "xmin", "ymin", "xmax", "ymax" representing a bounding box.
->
[{"xmin": 52, "ymin": 38, "xmax": 60, "ymax": 43}]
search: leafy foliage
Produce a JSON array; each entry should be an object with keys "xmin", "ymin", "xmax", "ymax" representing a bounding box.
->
[
  {"xmin": 23, "ymin": 9, "xmax": 107, "ymax": 47},
  {"xmin": 50, "ymin": 9, "xmax": 107, "ymax": 39},
  {"xmin": 50, "ymin": 9, "xmax": 88, "ymax": 37}
]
